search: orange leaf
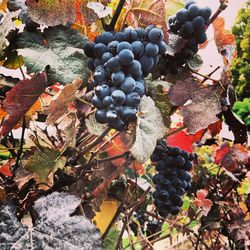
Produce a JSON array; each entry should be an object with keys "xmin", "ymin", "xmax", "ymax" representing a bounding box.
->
[
  {"xmin": 213, "ymin": 17, "xmax": 236, "ymax": 49},
  {"xmin": 0, "ymin": 159, "xmax": 15, "ymax": 177},
  {"xmin": 0, "ymin": 108, "xmax": 8, "ymax": 119},
  {"xmin": 26, "ymin": 99, "xmax": 42, "ymax": 119}
]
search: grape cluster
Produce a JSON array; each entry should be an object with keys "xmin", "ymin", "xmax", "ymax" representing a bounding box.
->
[
  {"xmin": 155, "ymin": 0, "xmax": 212, "ymax": 75},
  {"xmin": 151, "ymin": 140, "xmax": 195, "ymax": 217},
  {"xmin": 129, "ymin": 212, "xmax": 162, "ymax": 238},
  {"xmin": 84, "ymin": 26, "xmax": 167, "ymax": 130}
]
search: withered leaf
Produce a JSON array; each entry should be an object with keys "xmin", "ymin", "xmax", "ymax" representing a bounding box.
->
[
  {"xmin": 0, "ymin": 72, "xmax": 48, "ymax": 137},
  {"xmin": 168, "ymin": 78, "xmax": 200, "ymax": 106},
  {"xmin": 182, "ymin": 85, "xmax": 223, "ymax": 134},
  {"xmin": 46, "ymin": 78, "xmax": 82, "ymax": 125}
]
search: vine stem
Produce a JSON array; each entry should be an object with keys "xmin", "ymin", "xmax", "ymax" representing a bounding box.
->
[
  {"xmin": 91, "ymin": 156, "xmax": 133, "ymax": 198},
  {"xmin": 102, "ymin": 0, "xmax": 126, "ymax": 31},
  {"xmin": 208, "ymin": 1, "xmax": 228, "ymax": 26},
  {"xmin": 114, "ymin": 187, "xmax": 151, "ymax": 250},
  {"xmin": 74, "ymin": 127, "xmax": 111, "ymax": 162},
  {"xmin": 163, "ymin": 125, "xmax": 187, "ymax": 139}
]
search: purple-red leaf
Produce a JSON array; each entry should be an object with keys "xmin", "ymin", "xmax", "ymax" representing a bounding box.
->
[
  {"xmin": 0, "ymin": 72, "xmax": 48, "ymax": 137},
  {"xmin": 168, "ymin": 78, "xmax": 200, "ymax": 106}
]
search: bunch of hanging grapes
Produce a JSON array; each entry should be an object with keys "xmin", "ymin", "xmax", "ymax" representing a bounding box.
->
[
  {"xmin": 84, "ymin": 26, "xmax": 167, "ymax": 130},
  {"xmin": 156, "ymin": 0, "xmax": 212, "ymax": 75},
  {"xmin": 151, "ymin": 140, "xmax": 195, "ymax": 217}
]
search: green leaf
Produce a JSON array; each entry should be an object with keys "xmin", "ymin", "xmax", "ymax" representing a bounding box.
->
[
  {"xmin": 166, "ymin": 0, "xmax": 184, "ymax": 19},
  {"xmin": 131, "ymin": 96, "xmax": 165, "ymax": 163},
  {"xmin": 182, "ymin": 196, "xmax": 191, "ymax": 210},
  {"xmin": 17, "ymin": 25, "xmax": 89, "ymax": 84},
  {"xmin": 24, "ymin": 147, "xmax": 64, "ymax": 184},
  {"xmin": 189, "ymin": 220, "xmax": 199, "ymax": 228},
  {"xmin": 147, "ymin": 79, "xmax": 172, "ymax": 128},
  {"xmin": 104, "ymin": 229, "xmax": 120, "ymax": 250},
  {"xmin": 187, "ymin": 54, "xmax": 203, "ymax": 70},
  {"xmin": 160, "ymin": 223, "xmax": 170, "ymax": 237}
]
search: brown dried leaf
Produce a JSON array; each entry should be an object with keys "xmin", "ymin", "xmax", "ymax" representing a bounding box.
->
[
  {"xmin": 26, "ymin": 0, "xmax": 76, "ymax": 26},
  {"xmin": 182, "ymin": 85, "xmax": 223, "ymax": 134},
  {"xmin": 0, "ymin": 72, "xmax": 48, "ymax": 137},
  {"xmin": 168, "ymin": 78, "xmax": 200, "ymax": 106},
  {"xmin": 46, "ymin": 78, "xmax": 82, "ymax": 125}
]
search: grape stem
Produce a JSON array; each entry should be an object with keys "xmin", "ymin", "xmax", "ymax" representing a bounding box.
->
[
  {"xmin": 208, "ymin": 0, "xmax": 228, "ymax": 26},
  {"xmin": 102, "ymin": 0, "xmax": 126, "ymax": 31}
]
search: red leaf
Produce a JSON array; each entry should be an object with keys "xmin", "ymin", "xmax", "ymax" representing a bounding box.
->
[
  {"xmin": 166, "ymin": 125, "xmax": 193, "ymax": 152},
  {"xmin": 208, "ymin": 120, "xmax": 222, "ymax": 137},
  {"xmin": 194, "ymin": 189, "xmax": 212, "ymax": 214},
  {"xmin": 0, "ymin": 159, "xmax": 15, "ymax": 177},
  {"xmin": 215, "ymin": 142, "xmax": 248, "ymax": 172},
  {"xmin": 0, "ymin": 72, "xmax": 48, "ymax": 137}
]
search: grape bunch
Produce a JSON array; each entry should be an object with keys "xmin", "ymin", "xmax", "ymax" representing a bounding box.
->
[
  {"xmin": 84, "ymin": 26, "xmax": 167, "ymax": 130},
  {"xmin": 151, "ymin": 140, "xmax": 195, "ymax": 217},
  {"xmin": 129, "ymin": 213, "xmax": 146, "ymax": 236},
  {"xmin": 129, "ymin": 212, "xmax": 163, "ymax": 239},
  {"xmin": 154, "ymin": 0, "xmax": 212, "ymax": 75}
]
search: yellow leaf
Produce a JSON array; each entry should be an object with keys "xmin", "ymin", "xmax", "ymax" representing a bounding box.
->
[{"xmin": 92, "ymin": 199, "xmax": 120, "ymax": 234}]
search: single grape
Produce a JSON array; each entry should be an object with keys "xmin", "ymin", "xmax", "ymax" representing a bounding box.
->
[
  {"xmin": 111, "ymin": 90, "xmax": 126, "ymax": 105},
  {"xmin": 120, "ymin": 76, "xmax": 136, "ymax": 93},
  {"xmin": 93, "ymin": 70, "xmax": 106, "ymax": 83},
  {"xmin": 135, "ymin": 28, "xmax": 146, "ymax": 39},
  {"xmin": 199, "ymin": 6, "xmax": 212, "ymax": 21},
  {"xmin": 111, "ymin": 71, "xmax": 125, "ymax": 85},
  {"xmin": 183, "ymin": 161, "xmax": 193, "ymax": 171},
  {"xmin": 92, "ymin": 95, "xmax": 103, "ymax": 108},
  {"xmin": 114, "ymin": 32, "xmax": 125, "ymax": 42},
  {"xmin": 134, "ymin": 81, "xmax": 145, "ymax": 97},
  {"xmin": 101, "ymin": 52, "xmax": 113, "ymax": 65},
  {"xmin": 181, "ymin": 21, "xmax": 194, "ymax": 34},
  {"xmin": 84, "ymin": 42, "xmax": 95, "ymax": 58},
  {"xmin": 148, "ymin": 28, "xmax": 164, "ymax": 43},
  {"xmin": 188, "ymin": 4, "xmax": 200, "ymax": 19},
  {"xmin": 109, "ymin": 117, "xmax": 125, "ymax": 130},
  {"xmin": 196, "ymin": 32, "xmax": 207, "ymax": 44},
  {"xmin": 176, "ymin": 9, "xmax": 189, "ymax": 24},
  {"xmin": 131, "ymin": 41, "xmax": 144, "ymax": 58},
  {"xmin": 94, "ymin": 35, "xmax": 101, "ymax": 44},
  {"xmin": 106, "ymin": 110, "xmax": 119, "ymax": 123},
  {"xmin": 127, "ymin": 60, "xmax": 142, "ymax": 75},
  {"xmin": 95, "ymin": 84, "xmax": 111, "ymax": 99},
  {"xmin": 158, "ymin": 208, "xmax": 169, "ymax": 217},
  {"xmin": 158, "ymin": 41, "xmax": 167, "ymax": 55},
  {"xmin": 105, "ymin": 57, "xmax": 121, "ymax": 72},
  {"xmin": 168, "ymin": 15, "xmax": 176, "ymax": 25},
  {"xmin": 117, "ymin": 41, "xmax": 133, "ymax": 53},
  {"xmin": 145, "ymin": 43, "xmax": 159, "ymax": 57},
  {"xmin": 120, "ymin": 106, "xmax": 137, "ymax": 121},
  {"xmin": 107, "ymin": 40, "xmax": 119, "ymax": 55},
  {"xmin": 139, "ymin": 55, "xmax": 154, "ymax": 75},
  {"xmin": 184, "ymin": 0, "xmax": 197, "ymax": 9},
  {"xmin": 124, "ymin": 28, "xmax": 138, "ymax": 42},
  {"xmin": 102, "ymin": 96, "xmax": 113, "ymax": 107},
  {"xmin": 99, "ymin": 31, "xmax": 114, "ymax": 45},
  {"xmin": 95, "ymin": 109, "xmax": 107, "ymax": 124},
  {"xmin": 118, "ymin": 49, "xmax": 134, "ymax": 65},
  {"xmin": 193, "ymin": 16, "xmax": 205, "ymax": 29},
  {"xmin": 94, "ymin": 43, "xmax": 107, "ymax": 58}
]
